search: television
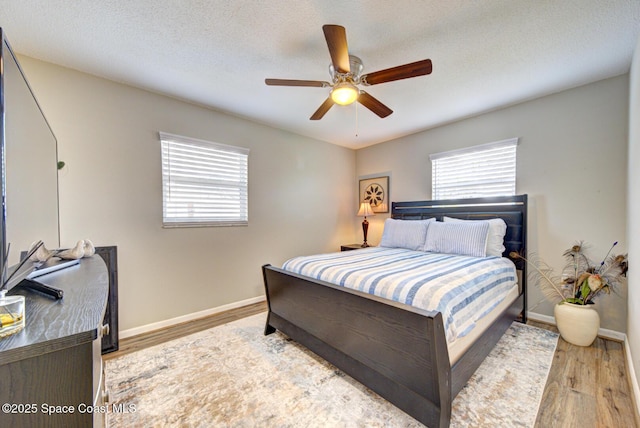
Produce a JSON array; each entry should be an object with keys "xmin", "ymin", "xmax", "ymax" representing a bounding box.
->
[{"xmin": 0, "ymin": 28, "xmax": 60, "ymax": 286}]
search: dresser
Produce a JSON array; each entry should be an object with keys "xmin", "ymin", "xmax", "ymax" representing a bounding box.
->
[{"xmin": 0, "ymin": 256, "xmax": 109, "ymax": 427}]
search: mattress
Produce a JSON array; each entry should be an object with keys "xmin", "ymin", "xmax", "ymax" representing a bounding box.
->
[
  {"xmin": 447, "ymin": 283, "xmax": 519, "ymax": 363},
  {"xmin": 282, "ymin": 247, "xmax": 518, "ymax": 345}
]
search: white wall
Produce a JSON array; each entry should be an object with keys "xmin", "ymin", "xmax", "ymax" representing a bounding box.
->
[
  {"xmin": 627, "ymin": 34, "xmax": 640, "ymax": 393},
  {"xmin": 18, "ymin": 56, "xmax": 357, "ymax": 331},
  {"xmin": 356, "ymin": 75, "xmax": 629, "ymax": 332}
]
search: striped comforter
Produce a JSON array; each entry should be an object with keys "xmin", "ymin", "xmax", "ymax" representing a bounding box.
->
[{"xmin": 282, "ymin": 247, "xmax": 517, "ymax": 343}]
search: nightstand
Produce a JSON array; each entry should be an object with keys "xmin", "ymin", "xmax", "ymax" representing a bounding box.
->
[{"xmin": 341, "ymin": 244, "xmax": 368, "ymax": 251}]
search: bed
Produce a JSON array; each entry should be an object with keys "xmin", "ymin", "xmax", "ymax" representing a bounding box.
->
[{"xmin": 262, "ymin": 195, "xmax": 527, "ymax": 427}]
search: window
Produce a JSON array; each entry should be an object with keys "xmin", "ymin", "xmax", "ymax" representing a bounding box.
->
[
  {"xmin": 430, "ymin": 138, "xmax": 517, "ymax": 200},
  {"xmin": 159, "ymin": 132, "xmax": 249, "ymax": 227}
]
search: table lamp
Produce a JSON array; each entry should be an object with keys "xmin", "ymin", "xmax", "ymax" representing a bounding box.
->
[{"xmin": 356, "ymin": 202, "xmax": 376, "ymax": 247}]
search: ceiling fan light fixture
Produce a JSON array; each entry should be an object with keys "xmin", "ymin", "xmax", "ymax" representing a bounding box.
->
[
  {"xmin": 331, "ymin": 82, "xmax": 359, "ymax": 105},
  {"xmin": 265, "ymin": 25, "xmax": 431, "ymax": 120}
]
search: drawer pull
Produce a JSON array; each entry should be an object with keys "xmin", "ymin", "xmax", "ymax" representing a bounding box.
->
[{"xmin": 101, "ymin": 323, "xmax": 110, "ymax": 336}]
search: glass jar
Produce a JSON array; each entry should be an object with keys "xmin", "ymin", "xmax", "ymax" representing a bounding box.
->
[{"xmin": 0, "ymin": 289, "xmax": 25, "ymax": 338}]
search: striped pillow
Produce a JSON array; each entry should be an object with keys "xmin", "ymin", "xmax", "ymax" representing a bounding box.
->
[
  {"xmin": 423, "ymin": 220, "xmax": 490, "ymax": 257},
  {"xmin": 443, "ymin": 216, "xmax": 507, "ymax": 257},
  {"xmin": 379, "ymin": 218, "xmax": 435, "ymax": 251}
]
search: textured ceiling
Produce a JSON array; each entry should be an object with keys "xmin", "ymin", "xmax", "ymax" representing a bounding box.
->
[{"xmin": 1, "ymin": 1, "xmax": 639, "ymax": 149}]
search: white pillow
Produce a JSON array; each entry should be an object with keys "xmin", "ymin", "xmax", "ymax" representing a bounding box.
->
[
  {"xmin": 379, "ymin": 218, "xmax": 435, "ymax": 251},
  {"xmin": 443, "ymin": 216, "xmax": 507, "ymax": 257},
  {"xmin": 423, "ymin": 220, "xmax": 490, "ymax": 257}
]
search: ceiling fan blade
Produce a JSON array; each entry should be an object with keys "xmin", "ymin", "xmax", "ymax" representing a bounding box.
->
[
  {"xmin": 323, "ymin": 25, "xmax": 350, "ymax": 74},
  {"xmin": 361, "ymin": 59, "xmax": 432, "ymax": 86},
  {"xmin": 310, "ymin": 97, "xmax": 335, "ymax": 120},
  {"xmin": 358, "ymin": 91, "xmax": 393, "ymax": 118},
  {"xmin": 265, "ymin": 78, "xmax": 330, "ymax": 87}
]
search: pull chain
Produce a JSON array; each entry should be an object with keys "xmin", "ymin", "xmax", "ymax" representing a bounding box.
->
[{"xmin": 355, "ymin": 98, "xmax": 359, "ymax": 138}]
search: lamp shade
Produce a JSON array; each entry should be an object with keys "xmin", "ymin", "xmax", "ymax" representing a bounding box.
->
[{"xmin": 357, "ymin": 202, "xmax": 375, "ymax": 217}]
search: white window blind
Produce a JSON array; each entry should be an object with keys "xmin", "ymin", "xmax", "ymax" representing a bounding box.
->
[
  {"xmin": 430, "ymin": 138, "xmax": 518, "ymax": 200},
  {"xmin": 159, "ymin": 132, "xmax": 249, "ymax": 227}
]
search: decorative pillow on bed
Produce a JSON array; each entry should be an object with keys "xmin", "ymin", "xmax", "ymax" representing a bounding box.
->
[
  {"xmin": 423, "ymin": 220, "xmax": 490, "ymax": 257},
  {"xmin": 443, "ymin": 216, "xmax": 507, "ymax": 257},
  {"xmin": 379, "ymin": 218, "xmax": 435, "ymax": 251}
]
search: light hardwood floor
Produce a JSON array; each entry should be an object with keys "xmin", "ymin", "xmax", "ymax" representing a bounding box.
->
[
  {"xmin": 105, "ymin": 305, "xmax": 639, "ymax": 427},
  {"xmin": 103, "ymin": 301, "xmax": 268, "ymax": 360},
  {"xmin": 530, "ymin": 320, "xmax": 639, "ymax": 428}
]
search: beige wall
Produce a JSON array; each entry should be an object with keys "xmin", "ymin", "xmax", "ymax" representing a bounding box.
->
[
  {"xmin": 356, "ymin": 75, "xmax": 629, "ymax": 332},
  {"xmin": 18, "ymin": 56, "xmax": 357, "ymax": 331},
  {"xmin": 627, "ymin": 34, "xmax": 640, "ymax": 395}
]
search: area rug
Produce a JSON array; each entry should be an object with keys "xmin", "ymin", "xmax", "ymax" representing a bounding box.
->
[{"xmin": 105, "ymin": 313, "xmax": 558, "ymax": 427}]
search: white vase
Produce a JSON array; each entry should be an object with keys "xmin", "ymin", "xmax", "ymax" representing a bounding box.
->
[{"xmin": 554, "ymin": 302, "xmax": 600, "ymax": 346}]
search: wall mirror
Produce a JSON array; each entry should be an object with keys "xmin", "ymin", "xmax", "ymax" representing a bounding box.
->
[{"xmin": 0, "ymin": 28, "xmax": 60, "ymax": 274}]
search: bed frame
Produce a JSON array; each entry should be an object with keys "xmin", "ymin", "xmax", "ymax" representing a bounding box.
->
[{"xmin": 262, "ymin": 195, "xmax": 527, "ymax": 427}]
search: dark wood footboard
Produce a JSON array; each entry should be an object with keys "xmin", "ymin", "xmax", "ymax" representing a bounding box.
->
[{"xmin": 263, "ymin": 264, "xmax": 452, "ymax": 427}]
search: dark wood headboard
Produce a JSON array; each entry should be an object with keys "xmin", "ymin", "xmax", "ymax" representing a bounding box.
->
[{"xmin": 391, "ymin": 194, "xmax": 528, "ymax": 267}]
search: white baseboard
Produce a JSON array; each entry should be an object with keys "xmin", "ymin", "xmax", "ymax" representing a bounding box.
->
[
  {"xmin": 119, "ymin": 295, "xmax": 266, "ymax": 339},
  {"xmin": 624, "ymin": 336, "xmax": 640, "ymax": 419},
  {"xmin": 526, "ymin": 311, "xmax": 556, "ymax": 325},
  {"xmin": 527, "ymin": 311, "xmax": 626, "ymax": 341}
]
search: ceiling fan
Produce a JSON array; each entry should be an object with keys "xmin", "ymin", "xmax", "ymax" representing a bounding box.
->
[{"xmin": 265, "ymin": 24, "xmax": 433, "ymax": 120}]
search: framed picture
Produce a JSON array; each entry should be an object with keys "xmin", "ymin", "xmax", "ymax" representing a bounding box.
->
[{"xmin": 359, "ymin": 176, "xmax": 389, "ymax": 213}]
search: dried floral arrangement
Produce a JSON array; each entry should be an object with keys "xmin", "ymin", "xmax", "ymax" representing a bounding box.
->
[{"xmin": 510, "ymin": 241, "xmax": 628, "ymax": 305}]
